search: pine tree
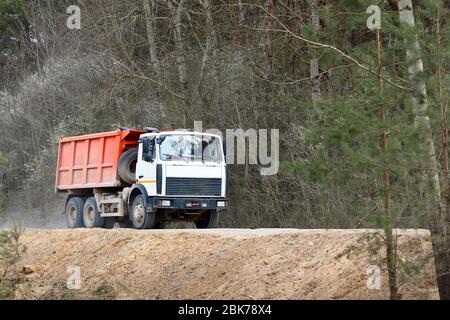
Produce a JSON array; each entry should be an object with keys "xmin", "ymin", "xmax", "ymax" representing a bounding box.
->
[{"xmin": 284, "ymin": 0, "xmax": 450, "ymax": 299}]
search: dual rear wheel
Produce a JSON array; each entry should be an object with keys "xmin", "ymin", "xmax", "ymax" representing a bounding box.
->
[{"xmin": 65, "ymin": 197, "xmax": 115, "ymax": 229}]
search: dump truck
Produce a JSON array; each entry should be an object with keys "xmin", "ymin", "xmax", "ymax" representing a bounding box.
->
[{"xmin": 55, "ymin": 128, "xmax": 227, "ymax": 229}]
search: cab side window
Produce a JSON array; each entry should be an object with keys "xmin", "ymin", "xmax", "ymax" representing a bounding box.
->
[{"xmin": 142, "ymin": 137, "xmax": 155, "ymax": 162}]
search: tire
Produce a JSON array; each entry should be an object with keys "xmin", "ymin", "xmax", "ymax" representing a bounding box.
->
[
  {"xmin": 103, "ymin": 217, "xmax": 116, "ymax": 229},
  {"xmin": 118, "ymin": 219, "xmax": 132, "ymax": 228},
  {"xmin": 155, "ymin": 220, "xmax": 167, "ymax": 229},
  {"xmin": 65, "ymin": 197, "xmax": 85, "ymax": 228},
  {"xmin": 118, "ymin": 148, "xmax": 138, "ymax": 185},
  {"xmin": 130, "ymin": 195, "xmax": 156, "ymax": 229},
  {"xmin": 194, "ymin": 210, "xmax": 219, "ymax": 229},
  {"xmin": 83, "ymin": 197, "xmax": 105, "ymax": 228}
]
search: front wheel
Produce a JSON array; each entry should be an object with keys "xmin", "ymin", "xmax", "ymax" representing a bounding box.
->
[
  {"xmin": 130, "ymin": 195, "xmax": 156, "ymax": 229},
  {"xmin": 194, "ymin": 210, "xmax": 219, "ymax": 229}
]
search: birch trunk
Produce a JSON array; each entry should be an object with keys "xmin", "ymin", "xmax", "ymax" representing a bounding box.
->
[{"xmin": 398, "ymin": 0, "xmax": 449, "ymax": 300}]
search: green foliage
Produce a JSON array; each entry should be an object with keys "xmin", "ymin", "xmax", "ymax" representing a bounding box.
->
[
  {"xmin": 91, "ymin": 281, "xmax": 117, "ymax": 300},
  {"xmin": 0, "ymin": 223, "xmax": 26, "ymax": 299},
  {"xmin": 281, "ymin": 0, "xmax": 450, "ymax": 230},
  {"xmin": 0, "ymin": 223, "xmax": 26, "ymax": 268},
  {"xmin": 0, "ymin": 0, "xmax": 29, "ymax": 88},
  {"xmin": 0, "ymin": 0, "xmax": 23, "ymax": 25},
  {"xmin": 0, "ymin": 151, "xmax": 14, "ymax": 220}
]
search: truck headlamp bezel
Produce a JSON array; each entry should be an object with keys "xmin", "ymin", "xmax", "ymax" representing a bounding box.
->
[
  {"xmin": 159, "ymin": 200, "xmax": 171, "ymax": 207},
  {"xmin": 217, "ymin": 201, "xmax": 227, "ymax": 208}
]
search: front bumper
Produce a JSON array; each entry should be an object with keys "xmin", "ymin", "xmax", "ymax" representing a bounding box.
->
[{"xmin": 149, "ymin": 197, "xmax": 228, "ymax": 210}]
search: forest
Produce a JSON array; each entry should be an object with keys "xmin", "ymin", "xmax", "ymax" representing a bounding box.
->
[{"xmin": 0, "ymin": 0, "xmax": 450, "ymax": 298}]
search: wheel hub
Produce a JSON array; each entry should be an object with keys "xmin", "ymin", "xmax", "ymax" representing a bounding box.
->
[
  {"xmin": 86, "ymin": 207, "xmax": 94, "ymax": 224},
  {"xmin": 68, "ymin": 206, "xmax": 77, "ymax": 223},
  {"xmin": 133, "ymin": 204, "xmax": 145, "ymax": 224}
]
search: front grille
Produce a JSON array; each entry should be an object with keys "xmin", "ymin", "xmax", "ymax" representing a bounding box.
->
[{"xmin": 165, "ymin": 178, "xmax": 222, "ymax": 196}]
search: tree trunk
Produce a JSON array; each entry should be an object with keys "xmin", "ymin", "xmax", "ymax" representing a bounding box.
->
[
  {"xmin": 231, "ymin": 0, "xmax": 246, "ymax": 47},
  {"xmin": 143, "ymin": 0, "xmax": 164, "ymax": 115},
  {"xmin": 266, "ymin": 0, "xmax": 274, "ymax": 83},
  {"xmin": 264, "ymin": 0, "xmax": 275, "ymax": 126},
  {"xmin": 307, "ymin": 0, "xmax": 321, "ymax": 104},
  {"xmin": 398, "ymin": 0, "xmax": 450, "ymax": 300},
  {"xmin": 385, "ymin": 228, "xmax": 400, "ymax": 299},
  {"xmin": 169, "ymin": 0, "xmax": 190, "ymax": 125},
  {"xmin": 375, "ymin": 26, "xmax": 398, "ymax": 300},
  {"xmin": 197, "ymin": 0, "xmax": 219, "ymax": 124},
  {"xmin": 237, "ymin": 0, "xmax": 245, "ymax": 46},
  {"xmin": 436, "ymin": 5, "xmax": 450, "ymax": 301}
]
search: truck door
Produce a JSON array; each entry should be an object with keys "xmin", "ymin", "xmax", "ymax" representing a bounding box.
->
[{"xmin": 136, "ymin": 137, "xmax": 157, "ymax": 196}]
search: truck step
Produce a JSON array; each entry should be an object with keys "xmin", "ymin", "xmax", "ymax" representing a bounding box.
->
[
  {"xmin": 101, "ymin": 213, "xmax": 121, "ymax": 217},
  {"xmin": 100, "ymin": 199, "xmax": 121, "ymax": 204}
]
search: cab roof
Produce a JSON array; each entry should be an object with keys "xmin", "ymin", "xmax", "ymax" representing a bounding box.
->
[{"xmin": 141, "ymin": 130, "xmax": 222, "ymax": 139}]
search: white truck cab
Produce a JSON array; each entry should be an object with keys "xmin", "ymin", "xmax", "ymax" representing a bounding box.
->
[
  {"xmin": 136, "ymin": 130, "xmax": 226, "ymax": 197},
  {"xmin": 125, "ymin": 129, "xmax": 228, "ymax": 228}
]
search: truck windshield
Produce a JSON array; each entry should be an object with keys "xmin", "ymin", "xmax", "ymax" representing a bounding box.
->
[{"xmin": 159, "ymin": 134, "xmax": 224, "ymax": 163}]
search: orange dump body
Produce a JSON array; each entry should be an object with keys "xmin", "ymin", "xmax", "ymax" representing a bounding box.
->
[{"xmin": 55, "ymin": 129, "xmax": 144, "ymax": 192}]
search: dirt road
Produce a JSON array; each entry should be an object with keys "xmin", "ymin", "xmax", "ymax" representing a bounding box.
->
[{"xmin": 8, "ymin": 228, "xmax": 438, "ymax": 299}]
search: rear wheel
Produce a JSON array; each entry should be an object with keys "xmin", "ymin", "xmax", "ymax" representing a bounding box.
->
[
  {"xmin": 83, "ymin": 197, "xmax": 105, "ymax": 228},
  {"xmin": 103, "ymin": 217, "xmax": 116, "ymax": 229},
  {"xmin": 65, "ymin": 197, "xmax": 85, "ymax": 228},
  {"xmin": 194, "ymin": 210, "xmax": 219, "ymax": 229},
  {"xmin": 118, "ymin": 219, "xmax": 132, "ymax": 228},
  {"xmin": 130, "ymin": 195, "xmax": 156, "ymax": 229}
]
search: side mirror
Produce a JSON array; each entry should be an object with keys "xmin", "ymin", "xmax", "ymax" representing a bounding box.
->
[
  {"xmin": 142, "ymin": 138, "xmax": 154, "ymax": 162},
  {"xmin": 222, "ymin": 139, "xmax": 227, "ymax": 158}
]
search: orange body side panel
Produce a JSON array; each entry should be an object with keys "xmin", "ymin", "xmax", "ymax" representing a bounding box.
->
[{"xmin": 55, "ymin": 129, "xmax": 143, "ymax": 192}]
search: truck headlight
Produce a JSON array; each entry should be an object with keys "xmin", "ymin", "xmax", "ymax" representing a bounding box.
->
[
  {"xmin": 217, "ymin": 201, "xmax": 227, "ymax": 208},
  {"xmin": 159, "ymin": 200, "xmax": 171, "ymax": 207}
]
